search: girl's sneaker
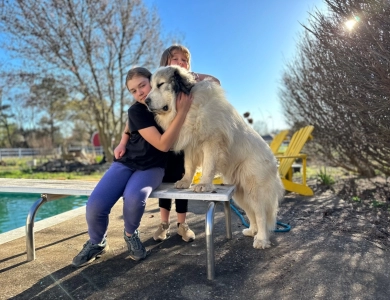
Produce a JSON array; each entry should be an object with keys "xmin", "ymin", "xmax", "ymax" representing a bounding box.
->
[
  {"xmin": 177, "ymin": 223, "xmax": 195, "ymax": 242},
  {"xmin": 124, "ymin": 230, "xmax": 148, "ymax": 261},
  {"xmin": 72, "ymin": 239, "xmax": 108, "ymax": 267},
  {"xmin": 153, "ymin": 222, "xmax": 170, "ymax": 241}
]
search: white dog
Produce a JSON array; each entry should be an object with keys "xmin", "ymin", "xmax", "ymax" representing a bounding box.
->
[{"xmin": 145, "ymin": 65, "xmax": 284, "ymax": 249}]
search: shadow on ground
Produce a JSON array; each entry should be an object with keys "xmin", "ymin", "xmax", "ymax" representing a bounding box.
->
[{"xmin": 1, "ymin": 182, "xmax": 390, "ymax": 300}]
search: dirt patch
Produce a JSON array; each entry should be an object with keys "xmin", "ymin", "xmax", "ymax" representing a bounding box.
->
[
  {"xmin": 280, "ymin": 175, "xmax": 390, "ymax": 250},
  {"xmin": 33, "ymin": 159, "xmax": 109, "ymax": 173}
]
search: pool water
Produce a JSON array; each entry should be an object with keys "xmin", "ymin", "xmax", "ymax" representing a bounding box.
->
[{"xmin": 0, "ymin": 192, "xmax": 89, "ymax": 234}]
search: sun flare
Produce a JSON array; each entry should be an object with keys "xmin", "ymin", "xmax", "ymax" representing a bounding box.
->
[{"xmin": 345, "ymin": 19, "xmax": 357, "ymax": 30}]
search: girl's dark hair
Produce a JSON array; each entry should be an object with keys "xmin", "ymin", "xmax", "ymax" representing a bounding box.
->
[{"xmin": 125, "ymin": 67, "xmax": 152, "ymax": 89}]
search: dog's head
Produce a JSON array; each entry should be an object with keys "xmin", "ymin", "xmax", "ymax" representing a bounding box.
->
[{"xmin": 145, "ymin": 65, "xmax": 196, "ymax": 115}]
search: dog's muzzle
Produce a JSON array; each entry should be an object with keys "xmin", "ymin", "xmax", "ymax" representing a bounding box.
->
[{"xmin": 144, "ymin": 98, "xmax": 169, "ymax": 114}]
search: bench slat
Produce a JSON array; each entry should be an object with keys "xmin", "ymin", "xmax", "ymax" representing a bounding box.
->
[{"xmin": 0, "ymin": 179, "xmax": 235, "ymax": 201}]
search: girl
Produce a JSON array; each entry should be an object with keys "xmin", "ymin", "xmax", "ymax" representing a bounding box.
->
[
  {"xmin": 153, "ymin": 45, "xmax": 220, "ymax": 242},
  {"xmin": 115, "ymin": 45, "xmax": 220, "ymax": 243},
  {"xmin": 72, "ymin": 67, "xmax": 192, "ymax": 267}
]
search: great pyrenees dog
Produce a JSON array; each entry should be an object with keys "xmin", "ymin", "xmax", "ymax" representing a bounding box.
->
[{"xmin": 145, "ymin": 65, "xmax": 284, "ymax": 249}]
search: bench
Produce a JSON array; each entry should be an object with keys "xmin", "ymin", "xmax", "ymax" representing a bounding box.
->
[{"xmin": 0, "ymin": 178, "xmax": 235, "ymax": 280}]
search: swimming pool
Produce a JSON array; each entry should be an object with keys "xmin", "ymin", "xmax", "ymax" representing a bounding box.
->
[{"xmin": 0, "ymin": 193, "xmax": 89, "ymax": 234}]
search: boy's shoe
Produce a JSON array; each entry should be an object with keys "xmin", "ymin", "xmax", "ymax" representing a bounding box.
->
[
  {"xmin": 177, "ymin": 223, "xmax": 195, "ymax": 242},
  {"xmin": 124, "ymin": 230, "xmax": 148, "ymax": 261},
  {"xmin": 72, "ymin": 239, "xmax": 108, "ymax": 268},
  {"xmin": 153, "ymin": 222, "xmax": 170, "ymax": 241}
]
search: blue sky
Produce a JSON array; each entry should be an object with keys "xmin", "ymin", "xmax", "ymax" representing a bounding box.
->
[{"xmin": 145, "ymin": 0, "xmax": 328, "ymax": 132}]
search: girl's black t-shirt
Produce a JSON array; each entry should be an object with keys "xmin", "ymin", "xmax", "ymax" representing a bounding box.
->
[{"xmin": 114, "ymin": 102, "xmax": 167, "ymax": 170}]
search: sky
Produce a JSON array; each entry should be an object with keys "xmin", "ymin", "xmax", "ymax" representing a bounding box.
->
[{"xmin": 145, "ymin": 0, "xmax": 328, "ymax": 132}]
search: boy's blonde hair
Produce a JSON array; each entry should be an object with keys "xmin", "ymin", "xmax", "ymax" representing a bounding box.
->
[{"xmin": 159, "ymin": 44, "xmax": 191, "ymax": 69}]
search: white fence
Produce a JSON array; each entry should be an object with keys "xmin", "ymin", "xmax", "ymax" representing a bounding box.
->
[{"xmin": 0, "ymin": 146, "xmax": 104, "ymax": 159}]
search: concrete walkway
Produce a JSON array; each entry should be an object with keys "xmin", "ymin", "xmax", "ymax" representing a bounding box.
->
[{"xmin": 1, "ymin": 194, "xmax": 389, "ymax": 300}]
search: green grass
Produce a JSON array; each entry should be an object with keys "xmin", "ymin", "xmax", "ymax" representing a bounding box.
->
[
  {"xmin": 317, "ymin": 167, "xmax": 335, "ymax": 186},
  {"xmin": 352, "ymin": 196, "xmax": 361, "ymax": 202},
  {"xmin": 370, "ymin": 200, "xmax": 385, "ymax": 208},
  {"xmin": 0, "ymin": 169, "xmax": 104, "ymax": 180},
  {"xmin": 0, "ymin": 157, "xmax": 104, "ymax": 180}
]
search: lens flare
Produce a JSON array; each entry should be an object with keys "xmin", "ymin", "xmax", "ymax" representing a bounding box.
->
[{"xmin": 345, "ymin": 19, "xmax": 357, "ymax": 30}]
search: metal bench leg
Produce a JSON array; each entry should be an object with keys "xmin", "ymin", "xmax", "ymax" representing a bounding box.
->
[
  {"xmin": 205, "ymin": 201, "xmax": 216, "ymax": 280},
  {"xmin": 223, "ymin": 201, "xmax": 232, "ymax": 239}
]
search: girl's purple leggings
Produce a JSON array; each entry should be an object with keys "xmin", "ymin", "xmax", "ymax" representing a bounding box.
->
[{"xmin": 86, "ymin": 162, "xmax": 164, "ymax": 244}]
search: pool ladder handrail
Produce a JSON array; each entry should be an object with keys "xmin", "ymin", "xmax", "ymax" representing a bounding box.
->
[{"xmin": 26, "ymin": 194, "xmax": 67, "ymax": 261}]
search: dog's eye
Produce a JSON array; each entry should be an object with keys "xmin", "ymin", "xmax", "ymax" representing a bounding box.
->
[
  {"xmin": 157, "ymin": 82, "xmax": 164, "ymax": 88},
  {"xmin": 163, "ymin": 105, "xmax": 168, "ymax": 111}
]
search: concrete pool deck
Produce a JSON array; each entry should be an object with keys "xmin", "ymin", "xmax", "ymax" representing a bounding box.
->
[{"xmin": 1, "ymin": 194, "xmax": 389, "ymax": 300}]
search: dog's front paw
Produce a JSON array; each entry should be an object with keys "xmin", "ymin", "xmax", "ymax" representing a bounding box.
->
[
  {"xmin": 192, "ymin": 183, "xmax": 214, "ymax": 192},
  {"xmin": 253, "ymin": 237, "xmax": 271, "ymax": 249},
  {"xmin": 175, "ymin": 180, "xmax": 191, "ymax": 189}
]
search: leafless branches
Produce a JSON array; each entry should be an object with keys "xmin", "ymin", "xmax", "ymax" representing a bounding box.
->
[
  {"xmin": 280, "ymin": 0, "xmax": 390, "ymax": 176},
  {"xmin": 0, "ymin": 0, "xmax": 175, "ymax": 160}
]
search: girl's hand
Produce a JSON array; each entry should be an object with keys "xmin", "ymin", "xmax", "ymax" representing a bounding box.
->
[
  {"xmin": 193, "ymin": 72, "xmax": 221, "ymax": 85},
  {"xmin": 176, "ymin": 92, "xmax": 193, "ymax": 115},
  {"xmin": 114, "ymin": 144, "xmax": 126, "ymax": 159}
]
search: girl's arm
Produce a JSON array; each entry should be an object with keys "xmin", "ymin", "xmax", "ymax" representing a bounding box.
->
[
  {"xmin": 139, "ymin": 92, "xmax": 193, "ymax": 152},
  {"xmin": 113, "ymin": 122, "xmax": 130, "ymax": 159},
  {"xmin": 114, "ymin": 133, "xmax": 129, "ymax": 159}
]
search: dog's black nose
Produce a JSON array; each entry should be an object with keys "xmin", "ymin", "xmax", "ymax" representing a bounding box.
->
[{"xmin": 145, "ymin": 98, "xmax": 151, "ymax": 106}]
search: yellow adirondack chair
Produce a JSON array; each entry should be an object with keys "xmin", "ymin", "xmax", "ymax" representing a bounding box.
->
[
  {"xmin": 276, "ymin": 125, "xmax": 314, "ymax": 196},
  {"xmin": 269, "ymin": 129, "xmax": 289, "ymax": 154},
  {"xmin": 192, "ymin": 129, "xmax": 289, "ymax": 184},
  {"xmin": 192, "ymin": 126, "xmax": 314, "ymax": 195},
  {"xmin": 192, "ymin": 171, "xmax": 223, "ymax": 184}
]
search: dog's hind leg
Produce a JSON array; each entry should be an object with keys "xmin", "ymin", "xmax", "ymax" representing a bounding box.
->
[
  {"xmin": 233, "ymin": 191, "xmax": 258, "ymax": 237},
  {"xmin": 242, "ymin": 208, "xmax": 258, "ymax": 237},
  {"xmin": 253, "ymin": 224, "xmax": 271, "ymax": 249},
  {"xmin": 253, "ymin": 179, "xmax": 281, "ymax": 248},
  {"xmin": 252, "ymin": 204, "xmax": 271, "ymax": 249},
  {"xmin": 232, "ymin": 189, "xmax": 256, "ymax": 237}
]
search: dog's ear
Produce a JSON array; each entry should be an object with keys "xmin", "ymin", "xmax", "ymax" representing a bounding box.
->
[{"xmin": 171, "ymin": 67, "xmax": 195, "ymax": 95}]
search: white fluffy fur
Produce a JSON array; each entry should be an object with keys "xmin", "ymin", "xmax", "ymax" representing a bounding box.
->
[{"xmin": 146, "ymin": 65, "xmax": 284, "ymax": 249}]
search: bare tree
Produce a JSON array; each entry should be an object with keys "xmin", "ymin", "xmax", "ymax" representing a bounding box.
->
[
  {"xmin": 280, "ymin": 0, "xmax": 390, "ymax": 176},
  {"xmin": 0, "ymin": 90, "xmax": 16, "ymax": 147},
  {"xmin": 0, "ymin": 0, "xmax": 177, "ymax": 161},
  {"xmin": 28, "ymin": 77, "xmax": 69, "ymax": 146}
]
